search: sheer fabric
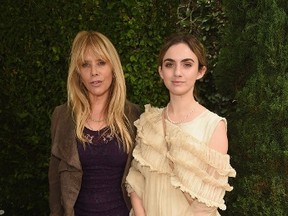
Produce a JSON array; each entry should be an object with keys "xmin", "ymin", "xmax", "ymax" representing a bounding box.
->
[{"xmin": 126, "ymin": 105, "xmax": 236, "ymax": 216}]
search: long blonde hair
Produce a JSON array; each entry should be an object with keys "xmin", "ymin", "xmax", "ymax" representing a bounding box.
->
[{"xmin": 67, "ymin": 31, "xmax": 132, "ymax": 152}]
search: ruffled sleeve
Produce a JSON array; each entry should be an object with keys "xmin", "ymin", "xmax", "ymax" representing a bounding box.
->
[
  {"xmin": 126, "ymin": 104, "xmax": 236, "ymax": 212},
  {"xmin": 126, "ymin": 105, "xmax": 170, "ymax": 197},
  {"xmin": 126, "ymin": 160, "xmax": 145, "ymax": 198},
  {"xmin": 166, "ymin": 120, "xmax": 236, "ymax": 210}
]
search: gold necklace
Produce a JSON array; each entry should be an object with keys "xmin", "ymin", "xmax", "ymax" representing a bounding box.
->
[
  {"xmin": 89, "ymin": 116, "xmax": 107, "ymax": 123},
  {"xmin": 166, "ymin": 102, "xmax": 197, "ymax": 124},
  {"xmin": 86, "ymin": 119, "xmax": 106, "ymax": 131},
  {"xmin": 86, "ymin": 120, "xmax": 96, "ymax": 131}
]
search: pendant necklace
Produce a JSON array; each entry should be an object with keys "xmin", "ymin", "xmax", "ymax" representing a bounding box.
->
[{"xmin": 166, "ymin": 102, "xmax": 198, "ymax": 124}]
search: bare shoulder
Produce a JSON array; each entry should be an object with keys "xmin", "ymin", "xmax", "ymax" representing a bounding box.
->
[{"xmin": 208, "ymin": 119, "xmax": 228, "ymax": 154}]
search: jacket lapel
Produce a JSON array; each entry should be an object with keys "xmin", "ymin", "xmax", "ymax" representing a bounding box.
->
[{"xmin": 51, "ymin": 104, "xmax": 82, "ymax": 170}]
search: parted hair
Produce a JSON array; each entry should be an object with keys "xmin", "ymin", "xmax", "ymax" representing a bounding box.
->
[
  {"xmin": 158, "ymin": 33, "xmax": 207, "ymax": 69},
  {"xmin": 67, "ymin": 31, "xmax": 133, "ymax": 152},
  {"xmin": 158, "ymin": 33, "xmax": 207, "ymax": 99}
]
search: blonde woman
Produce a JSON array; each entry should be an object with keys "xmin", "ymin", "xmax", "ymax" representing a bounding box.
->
[
  {"xmin": 126, "ymin": 33, "xmax": 236, "ymax": 216},
  {"xmin": 49, "ymin": 31, "xmax": 141, "ymax": 216}
]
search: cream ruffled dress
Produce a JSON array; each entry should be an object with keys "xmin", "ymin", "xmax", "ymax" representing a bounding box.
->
[{"xmin": 126, "ymin": 105, "xmax": 236, "ymax": 216}]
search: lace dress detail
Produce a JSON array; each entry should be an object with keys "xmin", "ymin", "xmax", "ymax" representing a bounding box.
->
[{"xmin": 75, "ymin": 127, "xmax": 129, "ymax": 216}]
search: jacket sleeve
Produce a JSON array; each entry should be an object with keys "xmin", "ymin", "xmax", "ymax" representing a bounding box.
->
[
  {"xmin": 49, "ymin": 155, "xmax": 63, "ymax": 216},
  {"xmin": 121, "ymin": 101, "xmax": 143, "ymax": 209},
  {"xmin": 48, "ymin": 107, "xmax": 64, "ymax": 216}
]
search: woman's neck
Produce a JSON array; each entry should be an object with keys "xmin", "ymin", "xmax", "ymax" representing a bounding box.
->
[
  {"xmin": 168, "ymin": 94, "xmax": 197, "ymax": 113},
  {"xmin": 89, "ymin": 96, "xmax": 108, "ymax": 121}
]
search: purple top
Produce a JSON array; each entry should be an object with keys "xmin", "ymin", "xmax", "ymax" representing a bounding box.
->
[{"xmin": 74, "ymin": 127, "xmax": 129, "ymax": 216}]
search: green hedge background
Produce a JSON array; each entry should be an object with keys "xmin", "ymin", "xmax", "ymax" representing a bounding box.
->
[
  {"xmin": 0, "ymin": 0, "xmax": 287, "ymax": 215},
  {"xmin": 216, "ymin": 0, "xmax": 288, "ymax": 215}
]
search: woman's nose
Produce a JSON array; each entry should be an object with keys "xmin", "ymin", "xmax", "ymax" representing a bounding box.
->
[
  {"xmin": 91, "ymin": 66, "xmax": 99, "ymax": 76},
  {"xmin": 174, "ymin": 65, "xmax": 181, "ymax": 77}
]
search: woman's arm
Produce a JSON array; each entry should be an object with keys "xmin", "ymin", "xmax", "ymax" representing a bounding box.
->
[
  {"xmin": 130, "ymin": 192, "xmax": 146, "ymax": 216},
  {"xmin": 48, "ymin": 155, "xmax": 63, "ymax": 216},
  {"xmin": 190, "ymin": 200, "xmax": 218, "ymax": 216},
  {"xmin": 48, "ymin": 107, "xmax": 63, "ymax": 216},
  {"xmin": 190, "ymin": 120, "xmax": 228, "ymax": 215},
  {"xmin": 126, "ymin": 162, "xmax": 146, "ymax": 216},
  {"xmin": 208, "ymin": 120, "xmax": 228, "ymax": 154}
]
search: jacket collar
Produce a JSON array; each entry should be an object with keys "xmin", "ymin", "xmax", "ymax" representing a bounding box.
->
[{"xmin": 51, "ymin": 104, "xmax": 82, "ymax": 170}]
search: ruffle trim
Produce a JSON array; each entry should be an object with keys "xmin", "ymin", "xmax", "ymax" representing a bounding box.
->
[
  {"xmin": 132, "ymin": 145, "xmax": 172, "ymax": 174},
  {"xmin": 166, "ymin": 120, "xmax": 236, "ymax": 177},
  {"xmin": 132, "ymin": 105, "xmax": 172, "ymax": 174},
  {"xmin": 132, "ymin": 104, "xmax": 236, "ymax": 210},
  {"xmin": 125, "ymin": 183, "xmax": 134, "ymax": 195}
]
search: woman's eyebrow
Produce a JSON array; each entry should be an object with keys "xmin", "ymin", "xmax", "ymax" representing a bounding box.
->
[
  {"xmin": 181, "ymin": 58, "xmax": 195, "ymax": 63},
  {"xmin": 163, "ymin": 58, "xmax": 195, "ymax": 62},
  {"xmin": 163, "ymin": 58, "xmax": 175, "ymax": 62}
]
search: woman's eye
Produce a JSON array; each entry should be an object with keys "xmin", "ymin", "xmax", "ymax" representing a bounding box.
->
[
  {"xmin": 184, "ymin": 63, "xmax": 192, "ymax": 68},
  {"xmin": 97, "ymin": 60, "xmax": 106, "ymax": 66},
  {"xmin": 81, "ymin": 62, "xmax": 90, "ymax": 68},
  {"xmin": 164, "ymin": 62, "xmax": 173, "ymax": 68}
]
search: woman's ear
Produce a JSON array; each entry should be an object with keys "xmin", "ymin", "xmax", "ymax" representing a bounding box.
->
[
  {"xmin": 158, "ymin": 66, "xmax": 164, "ymax": 79},
  {"xmin": 197, "ymin": 66, "xmax": 207, "ymax": 80}
]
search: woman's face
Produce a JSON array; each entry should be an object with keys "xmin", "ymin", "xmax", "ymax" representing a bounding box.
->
[
  {"xmin": 158, "ymin": 43, "xmax": 206, "ymax": 97},
  {"xmin": 79, "ymin": 48, "xmax": 113, "ymax": 100}
]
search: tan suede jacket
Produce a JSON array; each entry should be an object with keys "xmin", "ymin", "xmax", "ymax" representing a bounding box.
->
[{"xmin": 48, "ymin": 101, "xmax": 141, "ymax": 216}]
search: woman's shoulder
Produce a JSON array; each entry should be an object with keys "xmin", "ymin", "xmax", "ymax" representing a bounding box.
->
[
  {"xmin": 125, "ymin": 100, "xmax": 142, "ymax": 112},
  {"xmin": 141, "ymin": 104, "xmax": 164, "ymax": 118},
  {"xmin": 124, "ymin": 100, "xmax": 143, "ymax": 123},
  {"xmin": 140, "ymin": 104, "xmax": 163, "ymax": 122},
  {"xmin": 52, "ymin": 102, "xmax": 69, "ymax": 115},
  {"xmin": 51, "ymin": 103, "xmax": 73, "ymax": 128},
  {"xmin": 196, "ymin": 108, "xmax": 227, "ymax": 125}
]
